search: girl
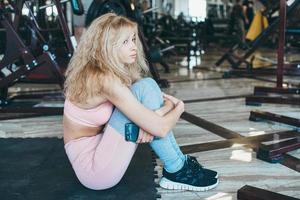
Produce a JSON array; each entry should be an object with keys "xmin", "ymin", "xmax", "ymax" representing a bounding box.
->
[{"xmin": 63, "ymin": 13, "xmax": 219, "ymax": 191}]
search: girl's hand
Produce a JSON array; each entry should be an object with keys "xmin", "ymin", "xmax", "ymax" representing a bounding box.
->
[
  {"xmin": 162, "ymin": 93, "xmax": 181, "ymax": 105},
  {"xmin": 136, "ymin": 129, "xmax": 154, "ymax": 143},
  {"xmin": 163, "ymin": 97, "xmax": 175, "ymax": 108},
  {"xmin": 175, "ymin": 100, "xmax": 185, "ymax": 114}
]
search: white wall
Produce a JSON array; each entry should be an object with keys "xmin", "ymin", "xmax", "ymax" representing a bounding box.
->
[{"xmin": 174, "ymin": 0, "xmax": 189, "ymax": 16}]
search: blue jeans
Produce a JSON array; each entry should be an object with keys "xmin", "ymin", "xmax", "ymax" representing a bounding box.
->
[{"xmin": 107, "ymin": 78, "xmax": 185, "ymax": 173}]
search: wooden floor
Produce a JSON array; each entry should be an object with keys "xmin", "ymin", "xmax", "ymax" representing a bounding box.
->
[{"xmin": 1, "ymin": 47, "xmax": 300, "ymax": 200}]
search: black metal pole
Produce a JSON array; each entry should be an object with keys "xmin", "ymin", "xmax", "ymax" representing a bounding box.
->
[
  {"xmin": 277, "ymin": 0, "xmax": 286, "ymax": 88},
  {"xmin": 54, "ymin": 0, "xmax": 74, "ymax": 56},
  {"xmin": 138, "ymin": 27, "xmax": 162, "ymax": 82}
]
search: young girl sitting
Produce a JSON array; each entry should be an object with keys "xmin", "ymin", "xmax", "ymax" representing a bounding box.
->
[{"xmin": 63, "ymin": 13, "xmax": 219, "ymax": 191}]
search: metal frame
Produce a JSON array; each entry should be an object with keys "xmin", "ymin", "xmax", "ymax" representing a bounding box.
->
[
  {"xmin": 0, "ymin": 12, "xmax": 64, "ymax": 87},
  {"xmin": 181, "ymin": 112, "xmax": 242, "ymax": 139},
  {"xmin": 254, "ymin": 86, "xmax": 300, "ymax": 95},
  {"xmin": 245, "ymin": 0, "xmax": 300, "ymax": 106},
  {"xmin": 257, "ymin": 138, "xmax": 300, "ymax": 163},
  {"xmin": 225, "ymin": 67, "xmax": 300, "ymax": 77},
  {"xmin": 246, "ymin": 96, "xmax": 300, "ymax": 106},
  {"xmin": 138, "ymin": 26, "xmax": 169, "ymax": 88},
  {"xmin": 237, "ymin": 185, "xmax": 299, "ymax": 200},
  {"xmin": 0, "ymin": 1, "xmax": 71, "ymax": 119},
  {"xmin": 249, "ymin": 110, "xmax": 300, "ymax": 128},
  {"xmin": 181, "ymin": 130, "xmax": 298, "ymax": 154},
  {"xmin": 183, "ymin": 94, "xmax": 250, "ymax": 104},
  {"xmin": 215, "ymin": 0, "xmax": 300, "ymax": 71},
  {"xmin": 180, "ymin": 111, "xmax": 300, "ymax": 172}
]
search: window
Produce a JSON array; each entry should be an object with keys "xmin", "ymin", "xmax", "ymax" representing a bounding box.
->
[{"xmin": 188, "ymin": 0, "xmax": 207, "ymax": 21}]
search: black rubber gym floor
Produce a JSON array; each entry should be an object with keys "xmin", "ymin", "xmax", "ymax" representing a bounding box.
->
[{"xmin": 0, "ymin": 138, "xmax": 157, "ymax": 200}]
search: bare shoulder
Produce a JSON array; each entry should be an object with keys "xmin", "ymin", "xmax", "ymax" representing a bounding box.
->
[{"xmin": 102, "ymin": 75, "xmax": 128, "ymax": 98}]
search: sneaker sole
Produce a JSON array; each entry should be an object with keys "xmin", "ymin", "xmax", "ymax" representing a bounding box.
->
[
  {"xmin": 215, "ymin": 173, "xmax": 219, "ymax": 179},
  {"xmin": 159, "ymin": 177, "xmax": 219, "ymax": 191}
]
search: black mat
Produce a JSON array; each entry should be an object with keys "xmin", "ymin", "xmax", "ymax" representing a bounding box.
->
[{"xmin": 0, "ymin": 138, "xmax": 157, "ymax": 200}]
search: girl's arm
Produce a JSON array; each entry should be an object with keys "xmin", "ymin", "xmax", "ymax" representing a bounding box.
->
[
  {"xmin": 155, "ymin": 98, "xmax": 174, "ymax": 116},
  {"xmin": 136, "ymin": 98, "xmax": 175, "ymax": 143},
  {"xmin": 103, "ymin": 79, "xmax": 184, "ymax": 138}
]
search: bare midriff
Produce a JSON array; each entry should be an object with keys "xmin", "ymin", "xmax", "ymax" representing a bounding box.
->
[{"xmin": 63, "ymin": 115, "xmax": 104, "ymax": 144}]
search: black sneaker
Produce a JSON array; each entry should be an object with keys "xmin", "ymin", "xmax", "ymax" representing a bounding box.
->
[
  {"xmin": 186, "ymin": 155, "xmax": 219, "ymax": 179},
  {"xmin": 159, "ymin": 159, "xmax": 219, "ymax": 191}
]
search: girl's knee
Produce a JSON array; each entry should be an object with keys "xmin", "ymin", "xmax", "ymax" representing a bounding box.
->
[
  {"xmin": 132, "ymin": 77, "xmax": 158, "ymax": 89},
  {"xmin": 130, "ymin": 77, "xmax": 163, "ymax": 109},
  {"xmin": 131, "ymin": 78, "xmax": 161, "ymax": 95},
  {"xmin": 139, "ymin": 77, "xmax": 157, "ymax": 85}
]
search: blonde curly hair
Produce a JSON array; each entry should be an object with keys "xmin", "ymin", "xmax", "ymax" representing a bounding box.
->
[{"xmin": 64, "ymin": 13, "xmax": 149, "ymax": 103}]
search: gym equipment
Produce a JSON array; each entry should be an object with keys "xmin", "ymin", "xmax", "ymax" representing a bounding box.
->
[
  {"xmin": 245, "ymin": 0, "xmax": 300, "ymax": 106},
  {"xmin": 0, "ymin": 0, "xmax": 79, "ymax": 119},
  {"xmin": 181, "ymin": 130, "xmax": 298, "ymax": 155},
  {"xmin": 246, "ymin": 11, "xmax": 269, "ymax": 41},
  {"xmin": 142, "ymin": 11, "xmax": 205, "ymax": 70},
  {"xmin": 70, "ymin": 0, "xmax": 84, "ymax": 15},
  {"xmin": 237, "ymin": 185, "xmax": 300, "ymax": 200},
  {"xmin": 225, "ymin": 66, "xmax": 300, "ymax": 77},
  {"xmin": 148, "ymin": 45, "xmax": 174, "ymax": 63},
  {"xmin": 181, "ymin": 112, "xmax": 243, "ymax": 139},
  {"xmin": 250, "ymin": 110, "xmax": 300, "ymax": 128},
  {"xmin": 246, "ymin": 96, "xmax": 300, "ymax": 106},
  {"xmin": 38, "ymin": 0, "xmax": 84, "ymax": 15},
  {"xmin": 215, "ymin": 0, "xmax": 300, "ymax": 70},
  {"xmin": 0, "ymin": 4, "xmax": 64, "ymax": 87},
  {"xmin": 0, "ymin": 0, "xmax": 76, "ymax": 75},
  {"xmin": 153, "ymin": 15, "xmax": 205, "ymax": 69},
  {"xmin": 257, "ymin": 138, "xmax": 300, "ymax": 163},
  {"xmin": 180, "ymin": 111, "xmax": 299, "ymax": 172},
  {"xmin": 85, "ymin": 0, "xmax": 127, "ymax": 27},
  {"xmin": 249, "ymin": 109, "xmax": 300, "ymax": 163},
  {"xmin": 139, "ymin": 27, "xmax": 169, "ymax": 87}
]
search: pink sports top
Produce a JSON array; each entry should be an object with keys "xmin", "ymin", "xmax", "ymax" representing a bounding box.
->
[{"xmin": 64, "ymin": 99, "xmax": 114, "ymax": 127}]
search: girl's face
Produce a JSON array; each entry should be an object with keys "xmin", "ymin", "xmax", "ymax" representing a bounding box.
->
[{"xmin": 117, "ymin": 28, "xmax": 137, "ymax": 65}]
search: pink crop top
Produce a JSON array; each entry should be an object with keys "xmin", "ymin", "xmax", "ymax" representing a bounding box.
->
[{"xmin": 64, "ymin": 99, "xmax": 114, "ymax": 127}]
